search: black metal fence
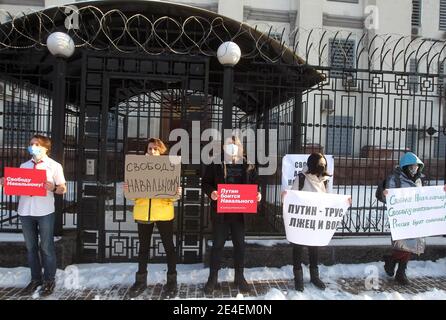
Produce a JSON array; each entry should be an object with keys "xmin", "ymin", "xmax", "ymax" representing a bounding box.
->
[
  {"xmin": 0, "ymin": 5, "xmax": 445, "ymax": 264},
  {"xmin": 248, "ymin": 62, "xmax": 446, "ymax": 236},
  {"xmin": 0, "ymin": 53, "xmax": 80, "ymax": 232}
]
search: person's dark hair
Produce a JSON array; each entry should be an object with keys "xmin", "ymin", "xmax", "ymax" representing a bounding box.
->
[
  {"xmin": 402, "ymin": 165, "xmax": 420, "ymax": 182},
  {"xmin": 306, "ymin": 152, "xmax": 331, "ymax": 177},
  {"xmin": 146, "ymin": 138, "xmax": 168, "ymax": 155},
  {"xmin": 30, "ymin": 134, "xmax": 51, "ymax": 154}
]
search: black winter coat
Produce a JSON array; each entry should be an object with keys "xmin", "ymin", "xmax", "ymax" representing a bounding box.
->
[{"xmin": 202, "ymin": 160, "xmax": 258, "ymax": 223}]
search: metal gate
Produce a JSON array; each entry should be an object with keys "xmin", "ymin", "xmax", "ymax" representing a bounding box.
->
[
  {"xmin": 77, "ymin": 52, "xmax": 210, "ymax": 263},
  {"xmin": 0, "ymin": 50, "xmax": 80, "ymax": 233}
]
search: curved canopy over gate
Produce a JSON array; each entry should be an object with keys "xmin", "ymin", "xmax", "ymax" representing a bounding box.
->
[{"xmin": 0, "ymin": 0, "xmax": 323, "ymax": 113}]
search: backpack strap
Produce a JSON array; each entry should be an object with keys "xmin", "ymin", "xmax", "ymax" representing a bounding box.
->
[
  {"xmin": 395, "ymin": 174, "xmax": 401, "ymax": 188},
  {"xmin": 298, "ymin": 172, "xmax": 305, "ymax": 191},
  {"xmin": 387, "ymin": 173, "xmax": 401, "ymax": 189}
]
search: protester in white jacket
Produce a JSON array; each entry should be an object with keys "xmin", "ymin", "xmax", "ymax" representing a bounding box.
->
[{"xmin": 282, "ymin": 153, "xmax": 331, "ymax": 292}]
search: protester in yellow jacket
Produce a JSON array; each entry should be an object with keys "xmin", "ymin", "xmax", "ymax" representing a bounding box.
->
[
  {"xmin": 132, "ymin": 197, "xmax": 175, "ymax": 222},
  {"xmin": 124, "ymin": 138, "xmax": 181, "ymax": 298}
]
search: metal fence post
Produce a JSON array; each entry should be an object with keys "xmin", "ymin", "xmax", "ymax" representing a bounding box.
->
[{"xmin": 51, "ymin": 57, "xmax": 67, "ymax": 237}]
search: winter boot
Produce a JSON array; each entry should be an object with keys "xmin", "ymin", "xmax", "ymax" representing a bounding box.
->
[
  {"xmin": 165, "ymin": 272, "xmax": 177, "ymax": 296},
  {"xmin": 40, "ymin": 280, "xmax": 56, "ymax": 297},
  {"xmin": 395, "ymin": 261, "xmax": 410, "ymax": 285},
  {"xmin": 234, "ymin": 268, "xmax": 251, "ymax": 293},
  {"xmin": 383, "ymin": 255, "xmax": 397, "ymax": 277},
  {"xmin": 128, "ymin": 271, "xmax": 147, "ymax": 298},
  {"xmin": 293, "ymin": 266, "xmax": 304, "ymax": 292},
  {"xmin": 203, "ymin": 269, "xmax": 220, "ymax": 294},
  {"xmin": 310, "ymin": 267, "xmax": 326, "ymax": 290},
  {"xmin": 22, "ymin": 280, "xmax": 42, "ymax": 295}
]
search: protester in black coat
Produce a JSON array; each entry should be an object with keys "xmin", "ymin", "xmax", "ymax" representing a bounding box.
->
[{"xmin": 202, "ymin": 136, "xmax": 261, "ymax": 294}]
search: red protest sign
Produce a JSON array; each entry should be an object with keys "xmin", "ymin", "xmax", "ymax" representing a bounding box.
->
[
  {"xmin": 217, "ymin": 184, "xmax": 258, "ymax": 213},
  {"xmin": 3, "ymin": 167, "xmax": 47, "ymax": 196}
]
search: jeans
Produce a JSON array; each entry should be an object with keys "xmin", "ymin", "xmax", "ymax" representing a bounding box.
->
[
  {"xmin": 137, "ymin": 220, "xmax": 177, "ymax": 275},
  {"xmin": 20, "ymin": 213, "xmax": 56, "ymax": 281},
  {"xmin": 209, "ymin": 215, "xmax": 245, "ymax": 271}
]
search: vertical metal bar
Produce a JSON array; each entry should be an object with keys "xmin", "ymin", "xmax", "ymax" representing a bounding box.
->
[
  {"xmin": 51, "ymin": 57, "xmax": 67, "ymax": 237},
  {"xmin": 292, "ymin": 91, "xmax": 303, "ymax": 153},
  {"xmin": 222, "ymin": 66, "xmax": 234, "ymax": 140},
  {"xmin": 77, "ymin": 51, "xmax": 87, "ymax": 261},
  {"xmin": 98, "ymin": 72, "xmax": 110, "ymax": 262},
  {"xmin": 199, "ymin": 57, "xmax": 210, "ymax": 261}
]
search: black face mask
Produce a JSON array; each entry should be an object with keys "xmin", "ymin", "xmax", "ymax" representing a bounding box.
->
[
  {"xmin": 316, "ymin": 165, "xmax": 326, "ymax": 175},
  {"xmin": 403, "ymin": 166, "xmax": 418, "ymax": 182}
]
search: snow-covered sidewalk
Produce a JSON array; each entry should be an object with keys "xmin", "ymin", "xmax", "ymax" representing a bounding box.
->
[{"xmin": 1, "ymin": 259, "xmax": 446, "ymax": 300}]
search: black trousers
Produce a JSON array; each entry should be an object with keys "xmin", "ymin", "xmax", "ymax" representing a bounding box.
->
[
  {"xmin": 293, "ymin": 244, "xmax": 319, "ymax": 269},
  {"xmin": 209, "ymin": 215, "xmax": 245, "ymax": 271},
  {"xmin": 137, "ymin": 220, "xmax": 177, "ymax": 275}
]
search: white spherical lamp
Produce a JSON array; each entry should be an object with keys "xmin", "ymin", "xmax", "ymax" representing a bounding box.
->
[
  {"xmin": 46, "ymin": 32, "xmax": 75, "ymax": 58},
  {"xmin": 217, "ymin": 41, "xmax": 241, "ymax": 66}
]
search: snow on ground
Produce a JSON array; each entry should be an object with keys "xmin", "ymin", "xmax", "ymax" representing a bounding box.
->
[
  {"xmin": 208, "ymin": 236, "xmax": 446, "ymax": 247},
  {"xmin": 0, "ymin": 233, "xmax": 27, "ymax": 242},
  {"xmin": 0, "ymin": 233, "xmax": 62, "ymax": 242},
  {"xmin": 1, "ymin": 259, "xmax": 446, "ymax": 300}
]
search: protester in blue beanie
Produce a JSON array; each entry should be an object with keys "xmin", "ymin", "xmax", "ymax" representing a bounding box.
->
[{"xmin": 382, "ymin": 152, "xmax": 435, "ymax": 285}]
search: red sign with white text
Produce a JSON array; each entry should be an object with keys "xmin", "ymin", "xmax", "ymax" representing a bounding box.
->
[
  {"xmin": 3, "ymin": 167, "xmax": 47, "ymax": 196},
  {"xmin": 217, "ymin": 184, "xmax": 258, "ymax": 213}
]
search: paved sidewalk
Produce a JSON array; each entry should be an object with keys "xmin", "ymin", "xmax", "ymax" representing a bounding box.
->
[
  {"xmin": 338, "ymin": 276, "xmax": 446, "ymax": 295},
  {"xmin": 1, "ymin": 276, "xmax": 446, "ymax": 300}
]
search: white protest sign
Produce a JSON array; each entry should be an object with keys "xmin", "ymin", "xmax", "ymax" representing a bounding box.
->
[
  {"xmin": 283, "ymin": 190, "xmax": 350, "ymax": 246},
  {"xmin": 281, "ymin": 154, "xmax": 334, "ymax": 191},
  {"xmin": 387, "ymin": 186, "xmax": 446, "ymax": 240}
]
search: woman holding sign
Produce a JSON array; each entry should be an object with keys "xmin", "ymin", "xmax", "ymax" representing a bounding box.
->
[
  {"xmin": 1, "ymin": 135, "xmax": 66, "ymax": 296},
  {"xmin": 382, "ymin": 152, "xmax": 427, "ymax": 285},
  {"xmin": 123, "ymin": 138, "xmax": 181, "ymax": 298},
  {"xmin": 282, "ymin": 153, "xmax": 331, "ymax": 292},
  {"xmin": 202, "ymin": 136, "xmax": 261, "ymax": 294}
]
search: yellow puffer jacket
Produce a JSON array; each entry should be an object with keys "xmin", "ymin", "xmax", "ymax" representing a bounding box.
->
[{"xmin": 133, "ymin": 198, "xmax": 175, "ymax": 222}]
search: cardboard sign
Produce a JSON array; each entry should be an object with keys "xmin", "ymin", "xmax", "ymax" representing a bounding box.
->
[
  {"xmin": 387, "ymin": 186, "xmax": 446, "ymax": 240},
  {"xmin": 4, "ymin": 167, "xmax": 47, "ymax": 196},
  {"xmin": 124, "ymin": 155, "xmax": 181, "ymax": 199},
  {"xmin": 217, "ymin": 184, "xmax": 258, "ymax": 213},
  {"xmin": 283, "ymin": 190, "xmax": 350, "ymax": 246}
]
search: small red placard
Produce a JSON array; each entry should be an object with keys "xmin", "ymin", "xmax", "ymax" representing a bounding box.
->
[
  {"xmin": 4, "ymin": 167, "xmax": 47, "ymax": 196},
  {"xmin": 217, "ymin": 184, "xmax": 258, "ymax": 213}
]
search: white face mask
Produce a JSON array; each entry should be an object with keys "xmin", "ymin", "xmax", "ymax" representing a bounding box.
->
[
  {"xmin": 28, "ymin": 145, "xmax": 45, "ymax": 161},
  {"xmin": 224, "ymin": 143, "xmax": 239, "ymax": 157}
]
